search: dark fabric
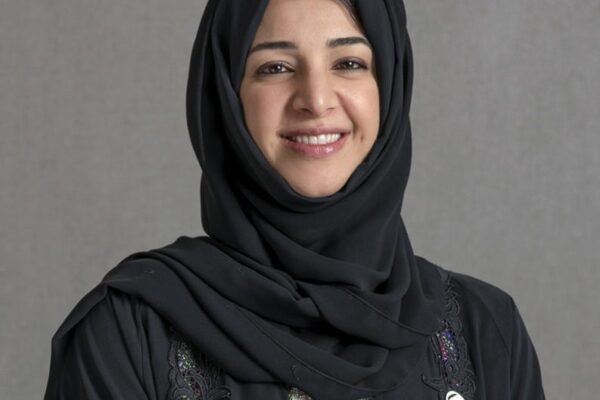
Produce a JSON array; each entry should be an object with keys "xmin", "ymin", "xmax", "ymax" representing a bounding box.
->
[
  {"xmin": 44, "ymin": 0, "xmax": 545, "ymax": 399},
  {"xmin": 43, "ymin": 266, "xmax": 545, "ymax": 399}
]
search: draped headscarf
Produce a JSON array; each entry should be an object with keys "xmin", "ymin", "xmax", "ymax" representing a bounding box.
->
[{"xmin": 51, "ymin": 1, "xmax": 445, "ymax": 399}]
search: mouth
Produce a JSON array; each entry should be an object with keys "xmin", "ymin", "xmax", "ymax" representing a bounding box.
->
[
  {"xmin": 282, "ymin": 131, "xmax": 349, "ymax": 145},
  {"xmin": 279, "ymin": 127, "xmax": 351, "ymax": 145},
  {"xmin": 279, "ymin": 128, "xmax": 351, "ymax": 158}
]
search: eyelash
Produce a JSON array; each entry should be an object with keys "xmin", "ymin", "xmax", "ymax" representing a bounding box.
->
[{"xmin": 257, "ymin": 59, "xmax": 367, "ymax": 75}]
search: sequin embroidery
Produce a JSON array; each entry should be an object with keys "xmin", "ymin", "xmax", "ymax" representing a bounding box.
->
[
  {"xmin": 436, "ymin": 328, "xmax": 458, "ymax": 363},
  {"xmin": 288, "ymin": 387, "xmax": 314, "ymax": 400},
  {"xmin": 422, "ymin": 273, "xmax": 476, "ymax": 399},
  {"xmin": 167, "ymin": 327, "xmax": 231, "ymax": 400}
]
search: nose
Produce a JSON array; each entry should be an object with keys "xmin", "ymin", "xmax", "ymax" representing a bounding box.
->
[{"xmin": 291, "ymin": 69, "xmax": 338, "ymax": 117}]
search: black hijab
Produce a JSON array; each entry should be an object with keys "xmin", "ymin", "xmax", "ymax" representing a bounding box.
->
[{"xmin": 49, "ymin": 1, "xmax": 445, "ymax": 399}]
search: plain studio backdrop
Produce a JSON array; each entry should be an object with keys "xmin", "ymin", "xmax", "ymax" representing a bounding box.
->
[{"xmin": 1, "ymin": 0, "xmax": 598, "ymax": 398}]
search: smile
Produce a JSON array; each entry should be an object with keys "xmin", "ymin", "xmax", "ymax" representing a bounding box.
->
[
  {"xmin": 282, "ymin": 132, "xmax": 349, "ymax": 158},
  {"xmin": 286, "ymin": 133, "xmax": 343, "ymax": 145}
]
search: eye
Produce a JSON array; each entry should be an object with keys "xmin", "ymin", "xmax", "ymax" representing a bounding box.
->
[
  {"xmin": 257, "ymin": 62, "xmax": 292, "ymax": 75},
  {"xmin": 334, "ymin": 59, "xmax": 367, "ymax": 71}
]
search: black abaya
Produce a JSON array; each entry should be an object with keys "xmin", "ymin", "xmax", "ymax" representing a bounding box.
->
[
  {"xmin": 45, "ymin": 258, "xmax": 544, "ymax": 399},
  {"xmin": 44, "ymin": 0, "xmax": 545, "ymax": 398}
]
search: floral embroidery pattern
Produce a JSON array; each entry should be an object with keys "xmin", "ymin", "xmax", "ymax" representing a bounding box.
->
[
  {"xmin": 422, "ymin": 274, "xmax": 476, "ymax": 399},
  {"xmin": 167, "ymin": 328, "xmax": 231, "ymax": 400}
]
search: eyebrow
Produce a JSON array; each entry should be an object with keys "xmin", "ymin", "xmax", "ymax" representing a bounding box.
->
[{"xmin": 248, "ymin": 36, "xmax": 372, "ymax": 55}]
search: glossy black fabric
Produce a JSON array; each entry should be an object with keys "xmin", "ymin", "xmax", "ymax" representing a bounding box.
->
[{"xmin": 44, "ymin": 0, "xmax": 545, "ymax": 399}]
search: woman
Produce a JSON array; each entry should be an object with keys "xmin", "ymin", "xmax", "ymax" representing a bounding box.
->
[{"xmin": 44, "ymin": 0, "xmax": 545, "ymax": 399}]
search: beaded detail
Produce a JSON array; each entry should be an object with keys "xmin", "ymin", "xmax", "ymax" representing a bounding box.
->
[
  {"xmin": 288, "ymin": 387, "xmax": 314, "ymax": 400},
  {"xmin": 422, "ymin": 274, "xmax": 476, "ymax": 399},
  {"xmin": 167, "ymin": 327, "xmax": 231, "ymax": 400}
]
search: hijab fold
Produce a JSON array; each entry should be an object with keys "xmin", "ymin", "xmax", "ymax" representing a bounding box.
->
[{"xmin": 50, "ymin": 1, "xmax": 445, "ymax": 399}]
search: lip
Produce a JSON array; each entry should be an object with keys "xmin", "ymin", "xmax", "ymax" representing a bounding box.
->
[
  {"xmin": 280, "ymin": 127, "xmax": 350, "ymax": 159},
  {"xmin": 279, "ymin": 127, "xmax": 351, "ymax": 137}
]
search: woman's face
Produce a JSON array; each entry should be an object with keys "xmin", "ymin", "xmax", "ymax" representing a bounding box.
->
[{"xmin": 240, "ymin": 0, "xmax": 379, "ymax": 198}]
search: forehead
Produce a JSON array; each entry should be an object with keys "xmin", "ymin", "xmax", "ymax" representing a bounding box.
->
[{"xmin": 252, "ymin": 0, "xmax": 362, "ymax": 42}]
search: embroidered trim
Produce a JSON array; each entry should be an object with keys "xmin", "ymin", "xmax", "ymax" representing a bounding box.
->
[
  {"xmin": 422, "ymin": 273, "xmax": 476, "ymax": 399},
  {"xmin": 167, "ymin": 327, "xmax": 231, "ymax": 400}
]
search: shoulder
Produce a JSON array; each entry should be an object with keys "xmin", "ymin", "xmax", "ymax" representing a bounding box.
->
[
  {"xmin": 443, "ymin": 269, "xmax": 545, "ymax": 397},
  {"xmin": 68, "ymin": 286, "xmax": 175, "ymax": 362},
  {"xmin": 77, "ymin": 288, "xmax": 150, "ymax": 335},
  {"xmin": 45, "ymin": 287, "xmax": 172, "ymax": 399},
  {"xmin": 59, "ymin": 287, "xmax": 156, "ymax": 368},
  {"xmin": 450, "ymin": 269, "xmax": 517, "ymax": 355},
  {"xmin": 416, "ymin": 255, "xmax": 515, "ymax": 315},
  {"xmin": 416, "ymin": 256, "xmax": 519, "ymax": 355},
  {"xmin": 450, "ymin": 270, "xmax": 515, "ymax": 324}
]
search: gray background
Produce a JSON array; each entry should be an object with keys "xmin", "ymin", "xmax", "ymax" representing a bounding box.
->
[{"xmin": 1, "ymin": 0, "xmax": 598, "ymax": 398}]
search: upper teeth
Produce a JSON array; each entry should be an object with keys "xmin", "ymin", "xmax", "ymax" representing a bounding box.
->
[{"xmin": 290, "ymin": 133, "xmax": 343, "ymax": 144}]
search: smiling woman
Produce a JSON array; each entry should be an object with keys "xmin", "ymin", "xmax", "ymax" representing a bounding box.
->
[
  {"xmin": 43, "ymin": 1, "xmax": 545, "ymax": 399},
  {"xmin": 240, "ymin": 0, "xmax": 379, "ymax": 197}
]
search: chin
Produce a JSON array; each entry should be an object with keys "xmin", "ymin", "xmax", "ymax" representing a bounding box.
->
[{"xmin": 287, "ymin": 178, "xmax": 346, "ymax": 198}]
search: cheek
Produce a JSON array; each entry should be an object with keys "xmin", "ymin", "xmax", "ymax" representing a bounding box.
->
[
  {"xmin": 241, "ymin": 87, "xmax": 286, "ymax": 143},
  {"xmin": 348, "ymin": 81, "xmax": 380, "ymax": 138}
]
